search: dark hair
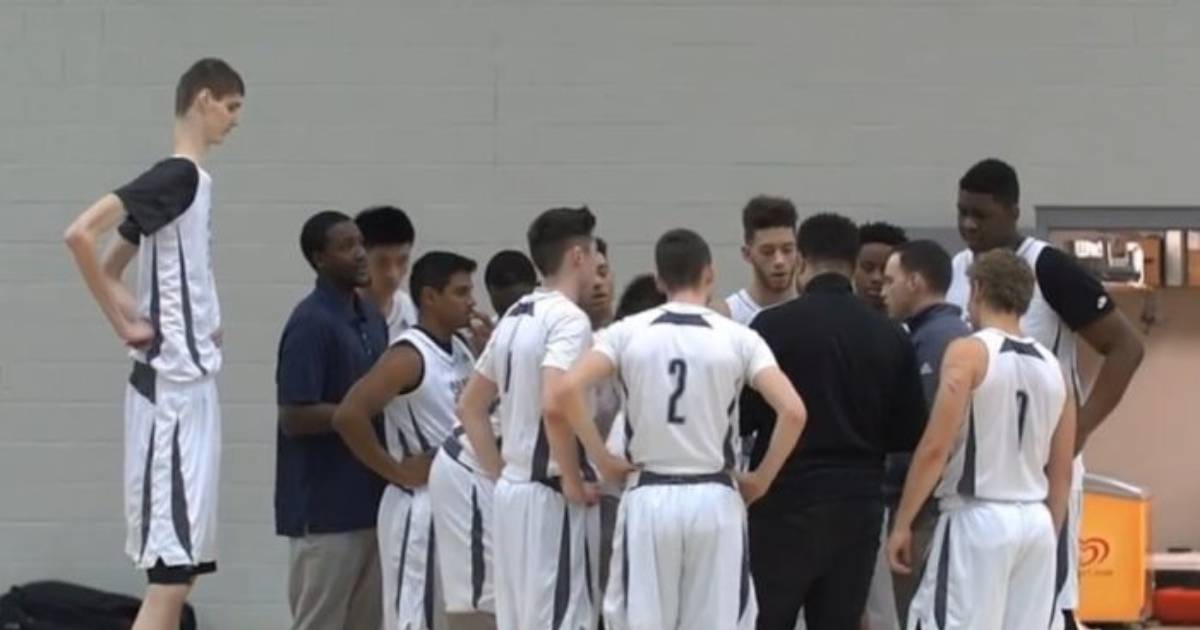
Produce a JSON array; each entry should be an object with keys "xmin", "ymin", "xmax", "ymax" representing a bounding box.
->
[
  {"xmin": 355, "ymin": 206, "xmax": 415, "ymax": 248},
  {"xmin": 410, "ymin": 252, "xmax": 477, "ymax": 306},
  {"xmin": 300, "ymin": 210, "xmax": 352, "ymax": 270},
  {"xmin": 859, "ymin": 222, "xmax": 908, "ymax": 247},
  {"xmin": 485, "ymin": 250, "xmax": 537, "ymax": 289},
  {"xmin": 526, "ymin": 206, "xmax": 596, "ymax": 276},
  {"xmin": 615, "ymin": 274, "xmax": 666, "ymax": 320},
  {"xmin": 596, "ymin": 237, "xmax": 609, "ymax": 257},
  {"xmin": 894, "ymin": 240, "xmax": 953, "ymax": 295},
  {"xmin": 796, "ymin": 213, "xmax": 860, "ymax": 267},
  {"xmin": 655, "ymin": 229, "xmax": 711, "ymax": 292},
  {"xmin": 968, "ymin": 249, "xmax": 1035, "ymax": 315},
  {"xmin": 175, "ymin": 58, "xmax": 244, "ymax": 117},
  {"xmin": 742, "ymin": 196, "xmax": 798, "ymax": 242},
  {"xmin": 960, "ymin": 158, "xmax": 1020, "ymax": 207}
]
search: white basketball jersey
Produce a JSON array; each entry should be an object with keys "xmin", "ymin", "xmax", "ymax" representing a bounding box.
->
[
  {"xmin": 937, "ymin": 329, "xmax": 1067, "ymax": 503},
  {"xmin": 594, "ymin": 302, "xmax": 777, "ymax": 475},
  {"xmin": 475, "ymin": 289, "xmax": 592, "ymax": 482},
  {"xmin": 387, "ymin": 289, "xmax": 419, "ymax": 342},
  {"xmin": 384, "ymin": 327, "xmax": 474, "ymax": 462},
  {"xmin": 724, "ymin": 289, "xmax": 762, "ymax": 326}
]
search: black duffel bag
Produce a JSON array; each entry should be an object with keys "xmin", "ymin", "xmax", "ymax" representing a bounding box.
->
[{"xmin": 0, "ymin": 581, "xmax": 196, "ymax": 630}]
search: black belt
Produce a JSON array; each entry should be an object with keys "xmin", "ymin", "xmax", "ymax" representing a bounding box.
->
[{"xmin": 636, "ymin": 471, "xmax": 733, "ymax": 489}]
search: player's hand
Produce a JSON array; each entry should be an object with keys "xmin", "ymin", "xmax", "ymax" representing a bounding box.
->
[
  {"xmin": 562, "ymin": 479, "xmax": 600, "ymax": 506},
  {"xmin": 596, "ymin": 453, "xmax": 635, "ymax": 486},
  {"xmin": 468, "ymin": 309, "xmax": 494, "ymax": 353},
  {"xmin": 120, "ymin": 318, "xmax": 155, "ymax": 349},
  {"xmin": 887, "ymin": 527, "xmax": 913, "ymax": 575},
  {"xmin": 735, "ymin": 471, "xmax": 769, "ymax": 506},
  {"xmin": 390, "ymin": 453, "xmax": 433, "ymax": 489}
]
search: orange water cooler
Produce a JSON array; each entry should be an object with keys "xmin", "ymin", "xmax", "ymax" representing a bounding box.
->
[{"xmin": 1078, "ymin": 474, "xmax": 1152, "ymax": 624}]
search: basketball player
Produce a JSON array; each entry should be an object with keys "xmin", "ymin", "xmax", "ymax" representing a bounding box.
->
[
  {"xmin": 945, "ymin": 159, "xmax": 1144, "ymax": 630},
  {"xmin": 854, "ymin": 222, "xmax": 907, "ymax": 314},
  {"xmin": 484, "ymin": 250, "xmax": 539, "ymax": 318},
  {"xmin": 584, "ymin": 238, "xmax": 616, "ymax": 329},
  {"xmin": 63, "ymin": 58, "xmax": 243, "ymax": 630},
  {"xmin": 545, "ymin": 228, "xmax": 807, "ymax": 630},
  {"xmin": 887, "ymin": 249, "xmax": 1077, "ymax": 629},
  {"xmin": 333, "ymin": 252, "xmax": 480, "ymax": 630},
  {"xmin": 356, "ymin": 205, "xmax": 418, "ymax": 339},
  {"xmin": 723, "ymin": 196, "xmax": 799, "ymax": 325},
  {"xmin": 456, "ymin": 207, "xmax": 601, "ymax": 630}
]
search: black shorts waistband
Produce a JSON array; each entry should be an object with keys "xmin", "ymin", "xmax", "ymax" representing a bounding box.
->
[{"xmin": 636, "ymin": 471, "xmax": 733, "ymax": 489}]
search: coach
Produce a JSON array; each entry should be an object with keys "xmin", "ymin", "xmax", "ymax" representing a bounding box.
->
[{"xmin": 740, "ymin": 213, "xmax": 928, "ymax": 630}]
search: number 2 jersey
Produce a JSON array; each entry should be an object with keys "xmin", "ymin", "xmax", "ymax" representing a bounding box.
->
[{"xmin": 593, "ymin": 302, "xmax": 777, "ymax": 475}]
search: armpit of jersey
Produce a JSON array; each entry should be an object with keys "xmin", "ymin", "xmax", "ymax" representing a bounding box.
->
[{"xmin": 114, "ymin": 157, "xmax": 200, "ymax": 237}]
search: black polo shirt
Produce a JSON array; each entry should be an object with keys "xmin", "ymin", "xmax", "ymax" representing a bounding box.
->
[
  {"xmin": 274, "ymin": 278, "xmax": 389, "ymax": 537},
  {"xmin": 741, "ymin": 272, "xmax": 927, "ymax": 512}
]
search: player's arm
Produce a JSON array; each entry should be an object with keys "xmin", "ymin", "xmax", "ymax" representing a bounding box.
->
[
  {"xmin": 540, "ymin": 310, "xmax": 596, "ymax": 504},
  {"xmin": 736, "ymin": 366, "xmax": 806, "ymax": 505},
  {"xmin": 1036, "ymin": 247, "xmax": 1144, "ymax": 451},
  {"xmin": 1075, "ymin": 312, "xmax": 1142, "ymax": 451},
  {"xmin": 458, "ymin": 372, "xmax": 502, "ymax": 479},
  {"xmin": 1046, "ymin": 379, "xmax": 1078, "ymax": 531},
  {"xmin": 888, "ymin": 337, "xmax": 986, "ymax": 574},
  {"xmin": 64, "ymin": 195, "xmax": 150, "ymax": 346},
  {"xmin": 333, "ymin": 344, "xmax": 430, "ymax": 488},
  {"xmin": 546, "ymin": 351, "xmax": 631, "ymax": 486}
]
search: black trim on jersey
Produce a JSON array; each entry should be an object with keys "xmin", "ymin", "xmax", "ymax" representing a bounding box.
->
[
  {"xmin": 130, "ymin": 361, "xmax": 156, "ymax": 403},
  {"xmin": 1000, "ymin": 338, "xmax": 1043, "ymax": 360},
  {"xmin": 1034, "ymin": 244, "xmax": 1115, "ymax": 332},
  {"xmin": 621, "ymin": 520, "xmax": 630, "ymax": 611},
  {"xmin": 509, "ymin": 300, "xmax": 535, "ymax": 317},
  {"xmin": 170, "ymin": 421, "xmax": 194, "ymax": 562},
  {"xmin": 957, "ymin": 404, "xmax": 977, "ymax": 497},
  {"xmin": 395, "ymin": 425, "xmax": 414, "ymax": 458},
  {"xmin": 407, "ymin": 403, "xmax": 432, "ymax": 452},
  {"xmin": 934, "ymin": 520, "xmax": 952, "ymax": 629},
  {"xmin": 651, "ymin": 311, "xmax": 711, "ymax": 328},
  {"xmin": 176, "ymin": 227, "xmax": 207, "ymax": 376},
  {"xmin": 396, "ymin": 507, "xmax": 413, "ymax": 614},
  {"xmin": 470, "ymin": 487, "xmax": 485, "ymax": 609},
  {"xmin": 146, "ymin": 240, "xmax": 163, "ymax": 363},
  {"xmin": 1054, "ymin": 505, "xmax": 1071, "ymax": 605},
  {"xmin": 414, "ymin": 325, "xmax": 454, "ymax": 357},
  {"xmin": 723, "ymin": 426, "xmax": 736, "ymax": 471},
  {"xmin": 138, "ymin": 423, "xmax": 156, "ymax": 562},
  {"xmin": 531, "ymin": 419, "xmax": 551, "ymax": 481},
  {"xmin": 739, "ymin": 528, "xmax": 751, "ymax": 619},
  {"xmin": 583, "ymin": 526, "xmax": 594, "ymax": 605},
  {"xmin": 115, "ymin": 157, "xmax": 199, "ymax": 237},
  {"xmin": 391, "ymin": 340, "xmax": 425, "ymax": 397},
  {"xmin": 552, "ymin": 505, "xmax": 572, "ymax": 630},
  {"xmin": 146, "ymin": 560, "xmax": 216, "ymax": 584}
]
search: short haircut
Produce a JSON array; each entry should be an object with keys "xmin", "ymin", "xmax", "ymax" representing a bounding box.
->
[
  {"xmin": 960, "ymin": 158, "xmax": 1020, "ymax": 207},
  {"xmin": 485, "ymin": 250, "xmax": 537, "ymax": 289},
  {"xmin": 893, "ymin": 239, "xmax": 953, "ymax": 294},
  {"xmin": 968, "ymin": 249, "xmax": 1035, "ymax": 315},
  {"xmin": 859, "ymin": 222, "xmax": 908, "ymax": 247},
  {"xmin": 796, "ymin": 213, "xmax": 860, "ymax": 267},
  {"xmin": 596, "ymin": 237, "xmax": 609, "ymax": 258},
  {"xmin": 410, "ymin": 251, "xmax": 478, "ymax": 303},
  {"xmin": 615, "ymin": 274, "xmax": 667, "ymax": 320},
  {"xmin": 355, "ymin": 206, "xmax": 415, "ymax": 248},
  {"xmin": 655, "ymin": 229, "xmax": 711, "ymax": 292},
  {"xmin": 300, "ymin": 210, "xmax": 352, "ymax": 270},
  {"xmin": 175, "ymin": 58, "xmax": 244, "ymax": 117},
  {"xmin": 742, "ymin": 195, "xmax": 798, "ymax": 242},
  {"xmin": 526, "ymin": 206, "xmax": 596, "ymax": 276}
]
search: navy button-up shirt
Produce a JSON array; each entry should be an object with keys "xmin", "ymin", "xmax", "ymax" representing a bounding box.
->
[{"xmin": 274, "ymin": 278, "xmax": 388, "ymax": 537}]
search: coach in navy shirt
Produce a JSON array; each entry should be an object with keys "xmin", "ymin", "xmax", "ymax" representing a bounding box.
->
[{"xmin": 275, "ymin": 211, "xmax": 388, "ymax": 630}]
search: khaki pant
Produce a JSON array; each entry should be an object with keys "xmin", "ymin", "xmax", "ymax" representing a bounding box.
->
[{"xmin": 288, "ymin": 530, "xmax": 382, "ymax": 630}]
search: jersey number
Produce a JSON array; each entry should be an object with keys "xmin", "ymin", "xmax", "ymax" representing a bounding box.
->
[
  {"xmin": 667, "ymin": 359, "xmax": 687, "ymax": 424},
  {"xmin": 1015, "ymin": 390, "xmax": 1029, "ymax": 443}
]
